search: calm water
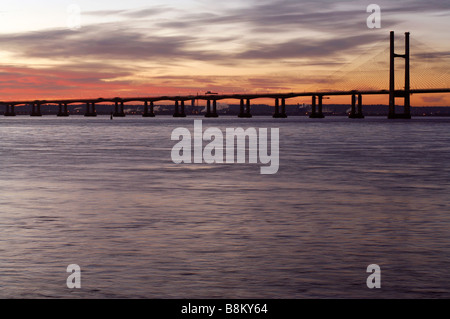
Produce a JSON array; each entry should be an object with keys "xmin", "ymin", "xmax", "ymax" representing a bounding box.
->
[{"xmin": 0, "ymin": 116, "xmax": 449, "ymax": 299}]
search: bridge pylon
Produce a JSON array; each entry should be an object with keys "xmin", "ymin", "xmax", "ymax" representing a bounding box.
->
[{"xmin": 389, "ymin": 31, "xmax": 411, "ymax": 119}]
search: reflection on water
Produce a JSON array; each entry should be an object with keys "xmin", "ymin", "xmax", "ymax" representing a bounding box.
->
[{"xmin": 0, "ymin": 116, "xmax": 449, "ymax": 298}]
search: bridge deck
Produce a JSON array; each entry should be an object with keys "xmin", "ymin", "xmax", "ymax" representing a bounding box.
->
[{"xmin": 1, "ymin": 88, "xmax": 449, "ymax": 106}]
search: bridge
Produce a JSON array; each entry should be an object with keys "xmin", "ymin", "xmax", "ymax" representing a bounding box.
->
[{"xmin": 1, "ymin": 32, "xmax": 449, "ymax": 119}]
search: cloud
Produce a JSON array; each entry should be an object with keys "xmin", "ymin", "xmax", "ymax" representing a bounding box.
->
[
  {"xmin": 84, "ymin": 6, "xmax": 170, "ymax": 18},
  {"xmin": 155, "ymin": 0, "xmax": 445, "ymax": 35},
  {"xmin": 0, "ymin": 24, "xmax": 225, "ymax": 62},
  {"xmin": 1, "ymin": 0, "xmax": 447, "ymax": 65},
  {"xmin": 0, "ymin": 0, "xmax": 447, "ymax": 101},
  {"xmin": 235, "ymin": 34, "xmax": 386, "ymax": 60},
  {"xmin": 0, "ymin": 22, "xmax": 386, "ymax": 65}
]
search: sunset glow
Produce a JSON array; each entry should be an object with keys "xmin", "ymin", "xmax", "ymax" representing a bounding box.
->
[{"xmin": 0, "ymin": 0, "xmax": 449, "ymax": 105}]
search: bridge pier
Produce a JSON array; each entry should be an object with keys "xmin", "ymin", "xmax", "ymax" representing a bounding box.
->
[
  {"xmin": 246, "ymin": 99, "xmax": 252, "ymax": 118},
  {"xmin": 143, "ymin": 101, "xmax": 155, "ymax": 117},
  {"xmin": 239, "ymin": 99, "xmax": 245, "ymax": 117},
  {"xmin": 113, "ymin": 101, "xmax": 126, "ymax": 117},
  {"xmin": 349, "ymin": 94, "xmax": 365, "ymax": 119},
  {"xmin": 85, "ymin": 102, "xmax": 97, "ymax": 117},
  {"xmin": 239, "ymin": 99, "xmax": 252, "ymax": 118},
  {"xmin": 205, "ymin": 100, "xmax": 212, "ymax": 117},
  {"xmin": 30, "ymin": 103, "xmax": 42, "ymax": 116},
  {"xmin": 174, "ymin": 100, "xmax": 179, "ymax": 117},
  {"xmin": 205, "ymin": 99, "xmax": 218, "ymax": 117},
  {"xmin": 273, "ymin": 98, "xmax": 288, "ymax": 118},
  {"xmin": 281, "ymin": 98, "xmax": 287, "ymax": 118},
  {"xmin": 173, "ymin": 100, "xmax": 187, "ymax": 117},
  {"xmin": 310, "ymin": 95, "xmax": 325, "ymax": 118},
  {"xmin": 310, "ymin": 96, "xmax": 316, "ymax": 117},
  {"xmin": 212, "ymin": 100, "xmax": 218, "ymax": 117},
  {"xmin": 274, "ymin": 98, "xmax": 280, "ymax": 117},
  {"xmin": 181, "ymin": 100, "xmax": 186, "ymax": 117},
  {"xmin": 358, "ymin": 94, "xmax": 364, "ymax": 118},
  {"xmin": 4, "ymin": 104, "xmax": 16, "ymax": 116},
  {"xmin": 57, "ymin": 103, "xmax": 69, "ymax": 116}
]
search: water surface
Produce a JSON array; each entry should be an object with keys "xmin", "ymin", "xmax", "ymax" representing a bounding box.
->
[{"xmin": 0, "ymin": 116, "xmax": 449, "ymax": 298}]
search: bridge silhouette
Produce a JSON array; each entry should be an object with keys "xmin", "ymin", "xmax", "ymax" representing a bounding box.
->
[{"xmin": 1, "ymin": 32, "xmax": 449, "ymax": 119}]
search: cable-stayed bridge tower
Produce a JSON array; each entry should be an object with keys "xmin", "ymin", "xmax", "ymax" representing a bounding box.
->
[{"xmin": 389, "ymin": 31, "xmax": 411, "ymax": 119}]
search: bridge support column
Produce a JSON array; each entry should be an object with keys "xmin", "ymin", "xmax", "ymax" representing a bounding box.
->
[
  {"xmin": 207, "ymin": 100, "xmax": 211, "ymax": 117},
  {"xmin": 120, "ymin": 102, "xmax": 125, "ymax": 117},
  {"xmin": 349, "ymin": 94, "xmax": 364, "ymax": 118},
  {"xmin": 4, "ymin": 104, "xmax": 16, "ymax": 116},
  {"xmin": 211, "ymin": 100, "xmax": 219, "ymax": 117},
  {"xmin": 205, "ymin": 100, "xmax": 211, "ymax": 117},
  {"xmin": 310, "ymin": 95, "xmax": 325, "ymax": 118},
  {"xmin": 238, "ymin": 99, "xmax": 245, "ymax": 117},
  {"xmin": 31, "ymin": 103, "xmax": 42, "ymax": 116},
  {"xmin": 180, "ymin": 100, "xmax": 186, "ymax": 117},
  {"xmin": 310, "ymin": 95, "xmax": 316, "ymax": 117},
  {"xmin": 388, "ymin": 31, "xmax": 411, "ymax": 119},
  {"xmin": 246, "ymin": 99, "xmax": 252, "ymax": 118},
  {"xmin": 150, "ymin": 101, "xmax": 155, "ymax": 116},
  {"xmin": 350, "ymin": 94, "xmax": 356, "ymax": 117},
  {"xmin": 318, "ymin": 96, "xmax": 324, "ymax": 118},
  {"xmin": 174, "ymin": 100, "xmax": 187, "ymax": 117},
  {"xmin": 56, "ymin": 103, "xmax": 69, "ymax": 117},
  {"xmin": 357, "ymin": 94, "xmax": 365, "ymax": 118},
  {"xmin": 57, "ymin": 103, "xmax": 69, "ymax": 117},
  {"xmin": 239, "ymin": 99, "xmax": 252, "ymax": 118},
  {"xmin": 404, "ymin": 32, "xmax": 411, "ymax": 118},
  {"xmin": 273, "ymin": 98, "xmax": 280, "ymax": 117},
  {"xmin": 143, "ymin": 101, "xmax": 155, "ymax": 117},
  {"xmin": 173, "ymin": 100, "xmax": 180, "ymax": 117},
  {"xmin": 281, "ymin": 98, "xmax": 287, "ymax": 118},
  {"xmin": 274, "ymin": 98, "xmax": 288, "ymax": 118},
  {"xmin": 114, "ymin": 101, "xmax": 126, "ymax": 117},
  {"xmin": 143, "ymin": 101, "xmax": 149, "ymax": 117},
  {"xmin": 85, "ymin": 102, "xmax": 97, "ymax": 117},
  {"xmin": 204, "ymin": 99, "xmax": 218, "ymax": 117}
]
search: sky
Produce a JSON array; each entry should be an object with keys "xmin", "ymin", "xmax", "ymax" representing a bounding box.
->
[{"xmin": 0, "ymin": 0, "xmax": 449, "ymax": 105}]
